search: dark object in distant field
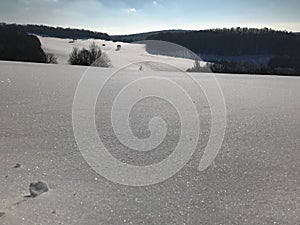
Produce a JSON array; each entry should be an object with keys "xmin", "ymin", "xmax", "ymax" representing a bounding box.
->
[
  {"xmin": 13, "ymin": 163, "xmax": 21, "ymax": 168},
  {"xmin": 0, "ymin": 212, "xmax": 5, "ymax": 218},
  {"xmin": 102, "ymin": 44, "xmax": 106, "ymax": 46},
  {"xmin": 116, "ymin": 44, "xmax": 122, "ymax": 51},
  {"xmin": 29, "ymin": 181, "xmax": 49, "ymax": 197}
]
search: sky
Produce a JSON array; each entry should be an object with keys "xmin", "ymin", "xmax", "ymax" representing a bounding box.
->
[{"xmin": 0, "ymin": 0, "xmax": 300, "ymax": 35}]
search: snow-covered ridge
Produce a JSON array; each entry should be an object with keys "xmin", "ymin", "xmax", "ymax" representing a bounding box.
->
[{"xmin": 38, "ymin": 36, "xmax": 196, "ymax": 72}]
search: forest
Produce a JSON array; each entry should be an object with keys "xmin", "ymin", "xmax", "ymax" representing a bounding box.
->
[
  {"xmin": 0, "ymin": 23, "xmax": 110, "ymax": 40},
  {"xmin": 147, "ymin": 28, "xmax": 300, "ymax": 74},
  {"xmin": 0, "ymin": 26, "xmax": 47, "ymax": 63}
]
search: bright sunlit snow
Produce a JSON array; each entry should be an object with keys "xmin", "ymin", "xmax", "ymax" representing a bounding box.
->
[{"xmin": 38, "ymin": 36, "xmax": 196, "ymax": 71}]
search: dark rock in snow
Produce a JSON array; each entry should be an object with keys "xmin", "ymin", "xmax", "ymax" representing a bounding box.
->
[
  {"xmin": 14, "ymin": 163, "xmax": 21, "ymax": 168},
  {"xmin": 29, "ymin": 181, "xmax": 49, "ymax": 197}
]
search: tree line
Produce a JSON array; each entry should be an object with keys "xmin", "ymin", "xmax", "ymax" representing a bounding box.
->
[
  {"xmin": 147, "ymin": 28, "xmax": 300, "ymax": 56},
  {"xmin": 0, "ymin": 26, "xmax": 47, "ymax": 63},
  {"xmin": 1, "ymin": 23, "xmax": 299, "ymax": 74},
  {"xmin": 0, "ymin": 26, "xmax": 110, "ymax": 66},
  {"xmin": 0, "ymin": 23, "xmax": 110, "ymax": 40},
  {"xmin": 148, "ymin": 28, "xmax": 300, "ymax": 75}
]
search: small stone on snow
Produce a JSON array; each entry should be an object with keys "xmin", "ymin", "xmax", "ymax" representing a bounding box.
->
[{"xmin": 29, "ymin": 181, "xmax": 49, "ymax": 197}]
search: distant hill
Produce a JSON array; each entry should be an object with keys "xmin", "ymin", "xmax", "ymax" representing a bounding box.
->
[
  {"xmin": 0, "ymin": 23, "xmax": 111, "ymax": 40},
  {"xmin": 147, "ymin": 28, "xmax": 300, "ymax": 56},
  {"xmin": 111, "ymin": 30, "xmax": 192, "ymax": 42},
  {"xmin": 140, "ymin": 28, "xmax": 300, "ymax": 74},
  {"xmin": 147, "ymin": 28, "xmax": 300, "ymax": 73}
]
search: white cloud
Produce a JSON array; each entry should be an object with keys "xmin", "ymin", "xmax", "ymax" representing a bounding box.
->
[
  {"xmin": 152, "ymin": 1, "xmax": 163, "ymax": 8},
  {"xmin": 127, "ymin": 8, "xmax": 137, "ymax": 13}
]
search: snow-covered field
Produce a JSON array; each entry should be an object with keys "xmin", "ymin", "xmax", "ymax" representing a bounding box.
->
[
  {"xmin": 0, "ymin": 60, "xmax": 300, "ymax": 224},
  {"xmin": 0, "ymin": 36, "xmax": 299, "ymax": 225},
  {"xmin": 38, "ymin": 36, "xmax": 196, "ymax": 71}
]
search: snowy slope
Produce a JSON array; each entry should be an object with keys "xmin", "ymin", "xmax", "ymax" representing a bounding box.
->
[
  {"xmin": 1, "ymin": 61, "xmax": 300, "ymax": 224},
  {"xmin": 38, "ymin": 36, "xmax": 196, "ymax": 71}
]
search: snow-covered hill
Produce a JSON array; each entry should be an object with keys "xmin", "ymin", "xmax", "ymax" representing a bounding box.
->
[
  {"xmin": 1, "ymin": 60, "xmax": 300, "ymax": 225},
  {"xmin": 38, "ymin": 36, "xmax": 196, "ymax": 72}
]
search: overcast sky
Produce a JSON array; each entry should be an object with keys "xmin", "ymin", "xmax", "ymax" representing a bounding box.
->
[{"xmin": 1, "ymin": 0, "xmax": 300, "ymax": 35}]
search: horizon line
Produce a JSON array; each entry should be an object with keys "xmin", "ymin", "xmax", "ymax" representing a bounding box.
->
[{"xmin": 1, "ymin": 21, "xmax": 299, "ymax": 36}]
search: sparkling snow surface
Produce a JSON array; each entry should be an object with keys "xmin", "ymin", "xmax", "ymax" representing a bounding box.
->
[{"xmin": 0, "ymin": 50, "xmax": 300, "ymax": 224}]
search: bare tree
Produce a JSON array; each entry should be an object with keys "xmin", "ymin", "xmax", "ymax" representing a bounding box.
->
[
  {"xmin": 68, "ymin": 47, "xmax": 80, "ymax": 65},
  {"xmin": 89, "ymin": 42, "xmax": 102, "ymax": 64},
  {"xmin": 92, "ymin": 52, "xmax": 112, "ymax": 68},
  {"xmin": 68, "ymin": 44, "xmax": 112, "ymax": 68},
  {"xmin": 45, "ymin": 53, "xmax": 58, "ymax": 64},
  {"xmin": 187, "ymin": 60, "xmax": 210, "ymax": 73}
]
